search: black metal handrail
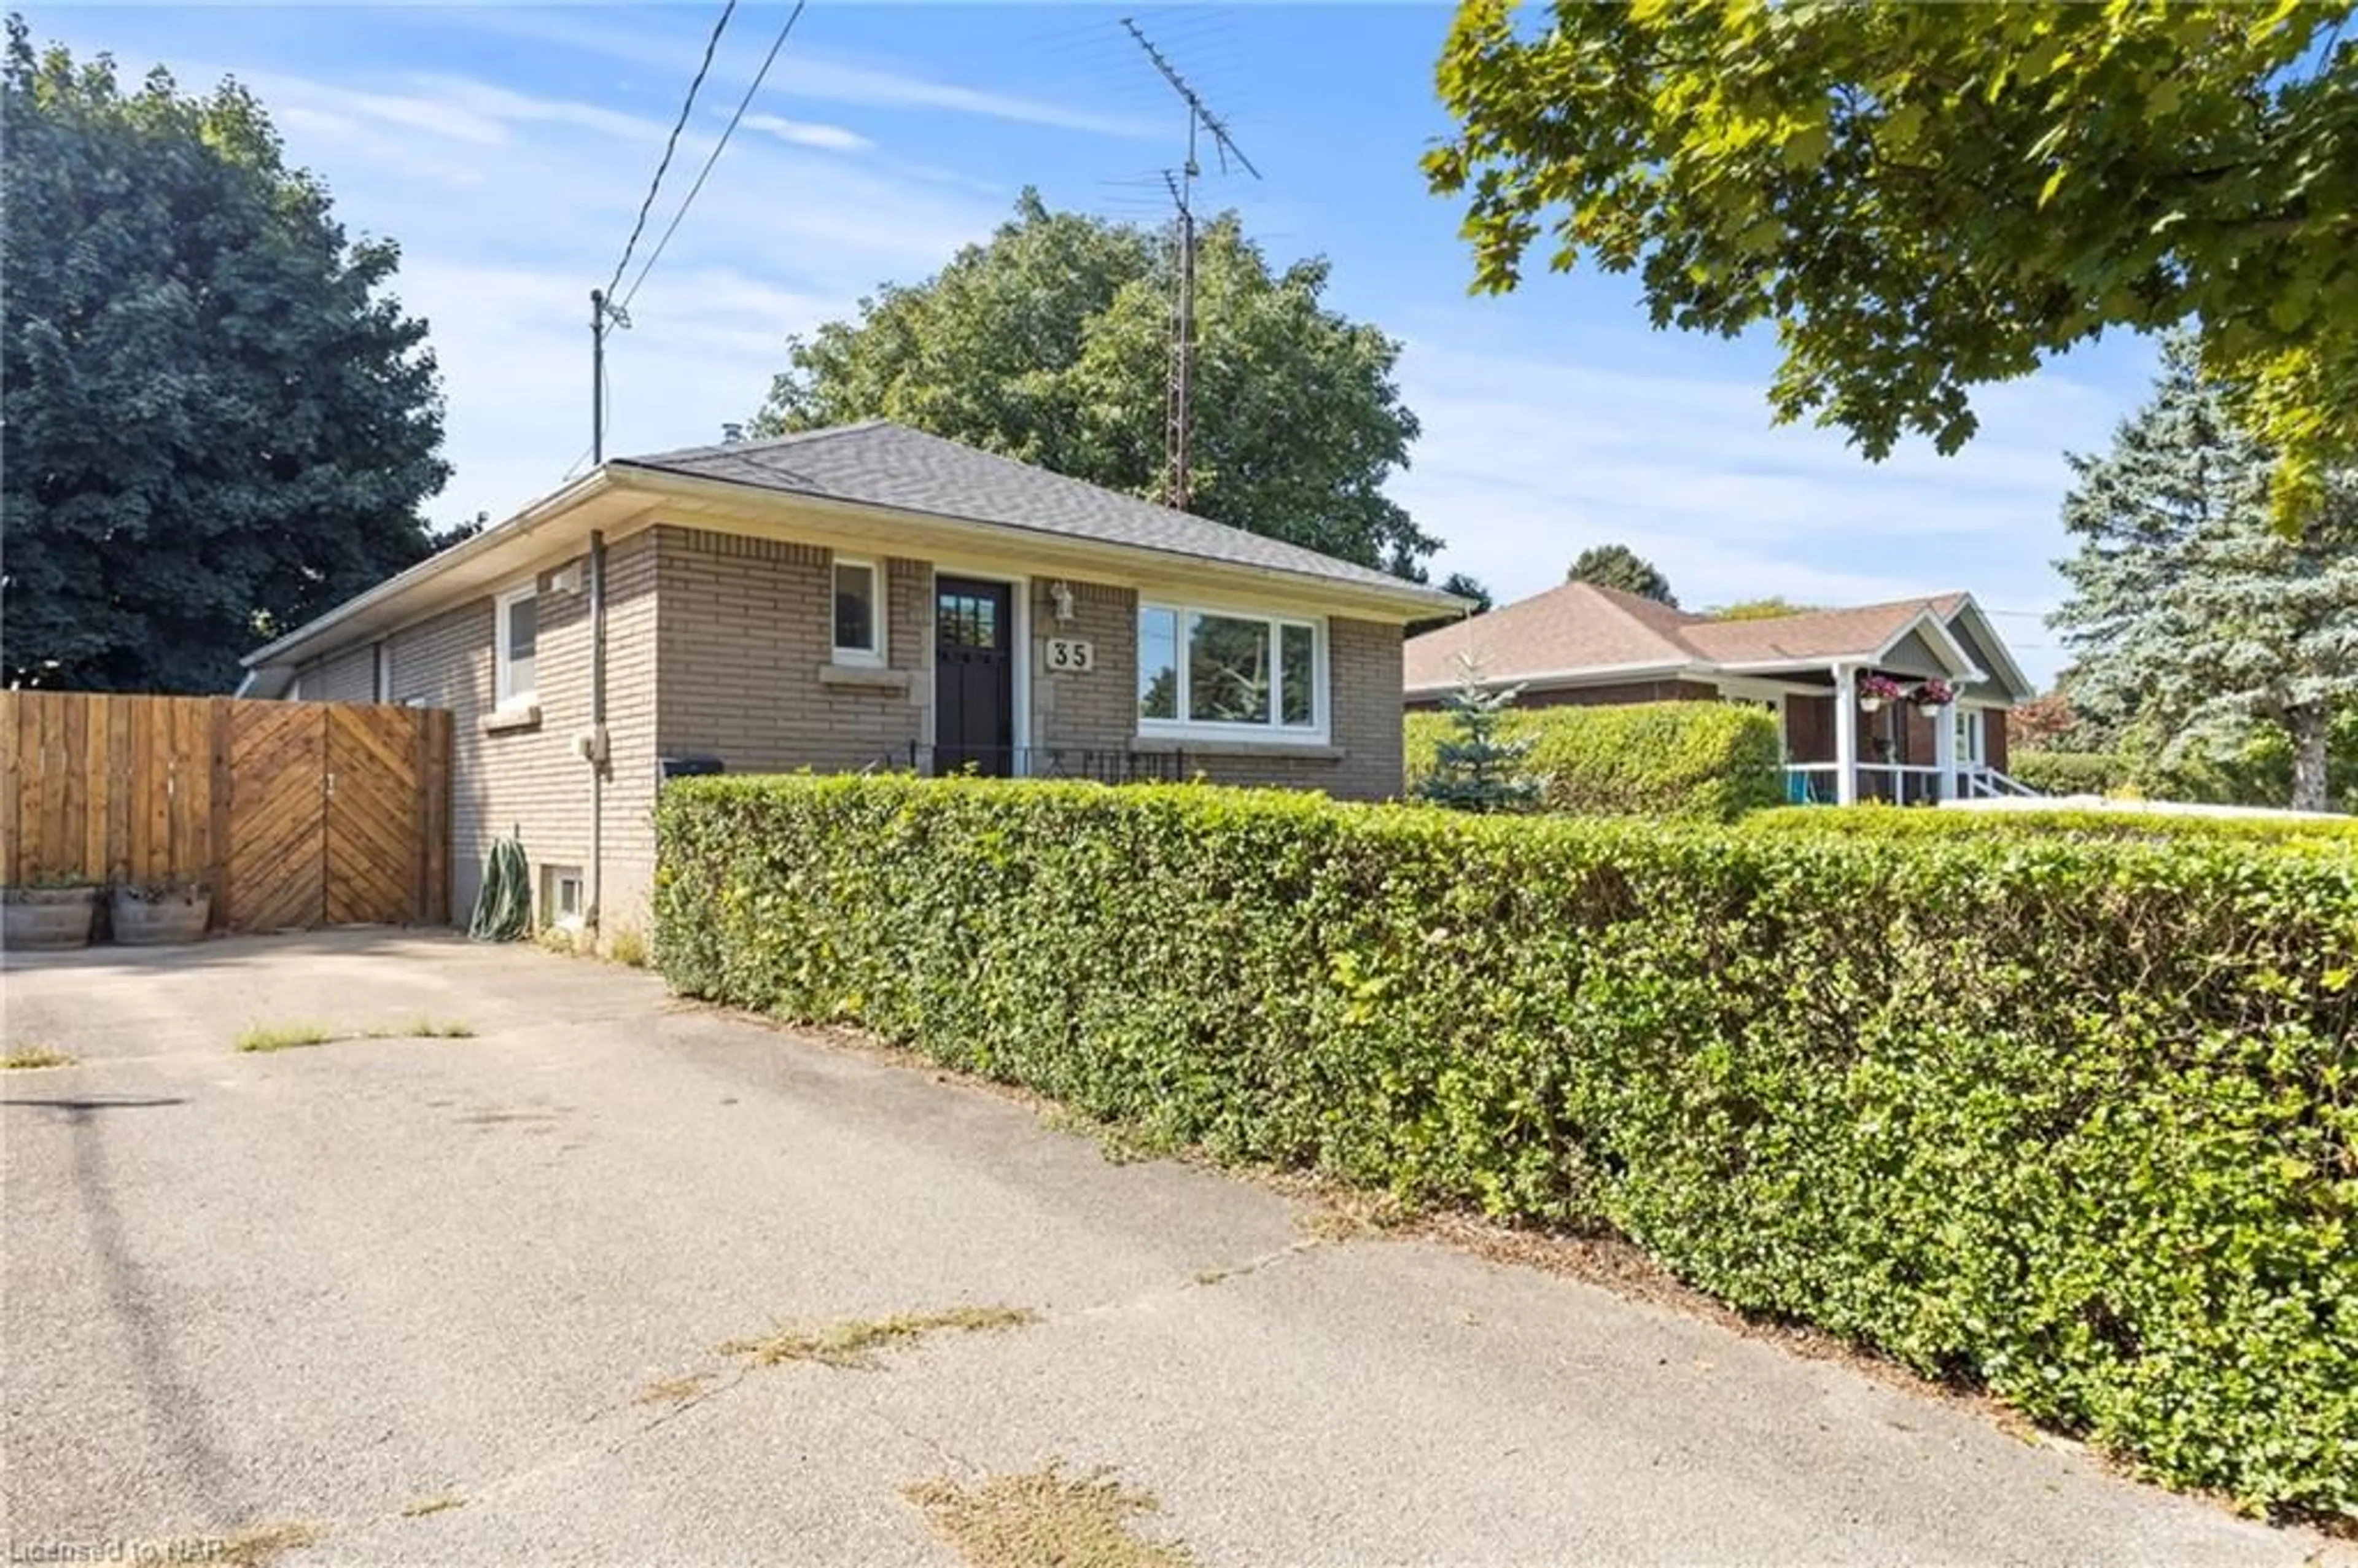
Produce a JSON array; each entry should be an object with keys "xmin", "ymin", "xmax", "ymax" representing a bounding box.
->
[{"xmin": 871, "ymin": 743, "xmax": 1186, "ymax": 785}]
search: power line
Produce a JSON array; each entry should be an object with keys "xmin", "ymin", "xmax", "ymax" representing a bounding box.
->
[
  {"xmin": 619, "ymin": 0, "xmax": 811, "ymax": 312},
  {"xmin": 604, "ymin": 0, "xmax": 737, "ymax": 306}
]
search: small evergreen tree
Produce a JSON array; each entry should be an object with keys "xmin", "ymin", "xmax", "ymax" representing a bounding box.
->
[{"xmin": 1415, "ymin": 656, "xmax": 1542, "ymax": 813}]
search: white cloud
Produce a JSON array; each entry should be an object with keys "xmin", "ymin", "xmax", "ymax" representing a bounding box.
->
[
  {"xmin": 742, "ymin": 113, "xmax": 873, "ymax": 153},
  {"xmin": 230, "ymin": 60, "xmax": 1006, "ymax": 529},
  {"xmin": 443, "ymin": 8, "xmax": 1159, "ymax": 139}
]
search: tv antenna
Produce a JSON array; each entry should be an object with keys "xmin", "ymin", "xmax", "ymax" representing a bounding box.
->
[{"xmin": 1123, "ymin": 17, "xmax": 1260, "ymax": 513}]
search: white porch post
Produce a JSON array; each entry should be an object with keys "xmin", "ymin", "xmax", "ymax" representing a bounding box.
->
[
  {"xmin": 1933, "ymin": 699, "xmax": 1957, "ymax": 801},
  {"xmin": 1833, "ymin": 663, "xmax": 1859, "ymax": 806}
]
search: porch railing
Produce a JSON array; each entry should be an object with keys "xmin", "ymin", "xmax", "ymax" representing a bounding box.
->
[
  {"xmin": 871, "ymin": 743, "xmax": 1186, "ymax": 785},
  {"xmin": 1784, "ymin": 762, "xmax": 2045, "ymax": 805},
  {"xmin": 1784, "ymin": 763, "xmax": 1944, "ymax": 805}
]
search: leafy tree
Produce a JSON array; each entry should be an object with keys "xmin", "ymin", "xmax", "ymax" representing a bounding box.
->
[
  {"xmin": 1707, "ymin": 597, "xmax": 1821, "ymax": 622},
  {"xmin": 2005, "ymin": 691, "xmax": 2085, "ymax": 755},
  {"xmin": 1427, "ymin": 2, "xmax": 2358, "ymax": 520},
  {"xmin": 2, "ymin": 20, "xmax": 451, "ymax": 692},
  {"xmin": 1414, "ymin": 655, "xmax": 1541, "ymax": 813},
  {"xmin": 756, "ymin": 191, "xmax": 1436, "ymax": 576},
  {"xmin": 1566, "ymin": 543, "xmax": 1676, "ymax": 605},
  {"xmin": 2052, "ymin": 339, "xmax": 2358, "ymax": 811},
  {"xmin": 1409, "ymin": 570, "xmax": 1492, "ymax": 638}
]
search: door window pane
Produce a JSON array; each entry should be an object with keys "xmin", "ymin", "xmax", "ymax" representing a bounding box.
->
[
  {"xmin": 1188, "ymin": 613, "xmax": 1271, "ymax": 724},
  {"xmin": 1279, "ymin": 623, "xmax": 1315, "ymax": 727},
  {"xmin": 1138, "ymin": 607, "xmax": 1178, "ymax": 720}
]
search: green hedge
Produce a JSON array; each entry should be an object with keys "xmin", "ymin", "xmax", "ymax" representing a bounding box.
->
[
  {"xmin": 2009, "ymin": 750, "xmax": 2138, "ymax": 796},
  {"xmin": 1404, "ymin": 700, "xmax": 1781, "ymax": 820},
  {"xmin": 657, "ymin": 775, "xmax": 2357, "ymax": 1514},
  {"xmin": 1747, "ymin": 802, "xmax": 2358, "ymax": 848}
]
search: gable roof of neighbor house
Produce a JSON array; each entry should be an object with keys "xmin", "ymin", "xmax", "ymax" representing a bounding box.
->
[
  {"xmin": 241, "ymin": 421, "xmax": 1464, "ymax": 680},
  {"xmin": 1403, "ymin": 580, "xmax": 2035, "ymax": 701}
]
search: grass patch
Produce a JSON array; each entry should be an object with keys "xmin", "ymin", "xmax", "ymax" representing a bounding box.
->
[
  {"xmin": 905, "ymin": 1465, "xmax": 1193, "ymax": 1568},
  {"xmin": 399, "ymin": 1492, "xmax": 464, "ymax": 1519},
  {"xmin": 634, "ymin": 1371, "xmax": 712, "ymax": 1406},
  {"xmin": 233, "ymin": 1020, "xmax": 339, "ymax": 1054},
  {"xmin": 2, "ymin": 1045, "xmax": 76, "ymax": 1070},
  {"xmin": 362, "ymin": 1017, "xmax": 476, "ymax": 1040},
  {"xmin": 235, "ymin": 1019, "xmax": 475, "ymax": 1052},
  {"xmin": 719, "ymin": 1305, "xmax": 1038, "ymax": 1370}
]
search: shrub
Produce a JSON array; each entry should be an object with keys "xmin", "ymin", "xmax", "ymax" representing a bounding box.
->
[
  {"xmin": 1404, "ymin": 700, "xmax": 1780, "ymax": 820},
  {"xmin": 2009, "ymin": 750, "xmax": 2138, "ymax": 797},
  {"xmin": 658, "ymin": 775, "xmax": 2357, "ymax": 1514},
  {"xmin": 1747, "ymin": 802, "xmax": 2358, "ymax": 850}
]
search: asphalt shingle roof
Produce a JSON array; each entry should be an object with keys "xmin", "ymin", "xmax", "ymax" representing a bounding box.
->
[
  {"xmin": 1403, "ymin": 579, "xmax": 1973, "ymax": 691},
  {"xmin": 616, "ymin": 421, "xmax": 1452, "ymax": 604}
]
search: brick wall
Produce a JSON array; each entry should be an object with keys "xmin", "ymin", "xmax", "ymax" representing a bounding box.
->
[
  {"xmin": 1032, "ymin": 576, "xmax": 1135, "ymax": 756},
  {"xmin": 380, "ymin": 531, "xmax": 660, "ymax": 933},
  {"xmin": 306, "ymin": 520, "xmax": 1424, "ymax": 925},
  {"xmin": 652, "ymin": 526, "xmax": 928, "ymax": 775},
  {"xmin": 299, "ymin": 643, "xmax": 377, "ymax": 702}
]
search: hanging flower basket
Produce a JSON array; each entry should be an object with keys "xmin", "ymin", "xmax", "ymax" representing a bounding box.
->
[
  {"xmin": 1857, "ymin": 673, "xmax": 1905, "ymax": 712},
  {"xmin": 1912, "ymin": 679, "xmax": 1957, "ymax": 712}
]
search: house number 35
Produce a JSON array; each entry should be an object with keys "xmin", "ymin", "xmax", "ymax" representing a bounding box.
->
[{"xmin": 1045, "ymin": 638, "xmax": 1095, "ymax": 672}]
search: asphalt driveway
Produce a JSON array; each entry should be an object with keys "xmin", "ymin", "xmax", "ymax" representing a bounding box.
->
[{"xmin": 1, "ymin": 931, "xmax": 2341, "ymax": 1566}]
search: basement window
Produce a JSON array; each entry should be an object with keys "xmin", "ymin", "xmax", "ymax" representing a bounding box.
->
[{"xmin": 543, "ymin": 865, "xmax": 584, "ymax": 930}]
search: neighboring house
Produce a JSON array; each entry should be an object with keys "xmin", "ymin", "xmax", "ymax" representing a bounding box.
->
[
  {"xmin": 241, "ymin": 421, "xmax": 1461, "ymax": 937},
  {"xmin": 1404, "ymin": 581, "xmax": 2039, "ymax": 805}
]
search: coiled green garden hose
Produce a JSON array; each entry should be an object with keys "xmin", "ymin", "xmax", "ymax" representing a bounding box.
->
[{"xmin": 468, "ymin": 828, "xmax": 532, "ymax": 942}]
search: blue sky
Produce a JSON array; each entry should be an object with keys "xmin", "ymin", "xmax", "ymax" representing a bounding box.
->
[{"xmin": 36, "ymin": 3, "xmax": 2165, "ymax": 686}]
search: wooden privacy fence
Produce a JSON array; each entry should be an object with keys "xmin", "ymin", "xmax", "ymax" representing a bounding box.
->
[{"xmin": 0, "ymin": 692, "xmax": 451, "ymax": 933}]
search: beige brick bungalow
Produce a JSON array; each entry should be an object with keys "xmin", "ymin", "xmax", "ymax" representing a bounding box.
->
[
  {"xmin": 239, "ymin": 422, "xmax": 1463, "ymax": 939},
  {"xmin": 1404, "ymin": 580, "xmax": 2040, "ymax": 806}
]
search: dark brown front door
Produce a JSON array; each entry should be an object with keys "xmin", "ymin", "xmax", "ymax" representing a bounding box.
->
[{"xmin": 935, "ymin": 577, "xmax": 1014, "ymax": 775}]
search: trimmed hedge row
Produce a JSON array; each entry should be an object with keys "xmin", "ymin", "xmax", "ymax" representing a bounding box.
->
[
  {"xmin": 656, "ymin": 776, "xmax": 2357, "ymax": 1514},
  {"xmin": 1747, "ymin": 802, "xmax": 2358, "ymax": 848},
  {"xmin": 2008, "ymin": 750, "xmax": 2140, "ymax": 797},
  {"xmin": 1404, "ymin": 700, "xmax": 1781, "ymax": 820}
]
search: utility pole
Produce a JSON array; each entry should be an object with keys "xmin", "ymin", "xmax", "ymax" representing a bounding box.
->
[
  {"xmin": 590, "ymin": 288, "xmax": 629, "ymax": 465},
  {"xmin": 1123, "ymin": 17, "xmax": 1259, "ymax": 514}
]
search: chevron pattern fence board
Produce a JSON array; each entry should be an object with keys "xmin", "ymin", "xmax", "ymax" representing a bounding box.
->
[{"xmin": 0, "ymin": 692, "xmax": 449, "ymax": 934}]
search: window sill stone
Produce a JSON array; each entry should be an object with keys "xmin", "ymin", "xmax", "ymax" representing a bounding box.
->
[
  {"xmin": 481, "ymin": 704, "xmax": 542, "ymax": 735},
  {"xmin": 817, "ymin": 664, "xmax": 911, "ymax": 693},
  {"xmin": 1130, "ymin": 735, "xmax": 1343, "ymax": 761}
]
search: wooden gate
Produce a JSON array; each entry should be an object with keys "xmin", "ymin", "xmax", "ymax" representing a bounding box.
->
[{"xmin": 2, "ymin": 692, "xmax": 450, "ymax": 934}]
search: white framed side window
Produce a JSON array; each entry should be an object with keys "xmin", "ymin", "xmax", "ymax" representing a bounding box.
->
[
  {"xmin": 1137, "ymin": 602, "xmax": 1325, "ymax": 740},
  {"xmin": 495, "ymin": 585, "xmax": 539, "ymax": 709},
  {"xmin": 831, "ymin": 558, "xmax": 885, "ymax": 666}
]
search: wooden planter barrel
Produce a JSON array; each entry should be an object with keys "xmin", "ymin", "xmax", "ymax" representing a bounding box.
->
[
  {"xmin": 110, "ymin": 887, "xmax": 212, "ymax": 945},
  {"xmin": 1, "ymin": 887, "xmax": 101, "ymax": 950}
]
